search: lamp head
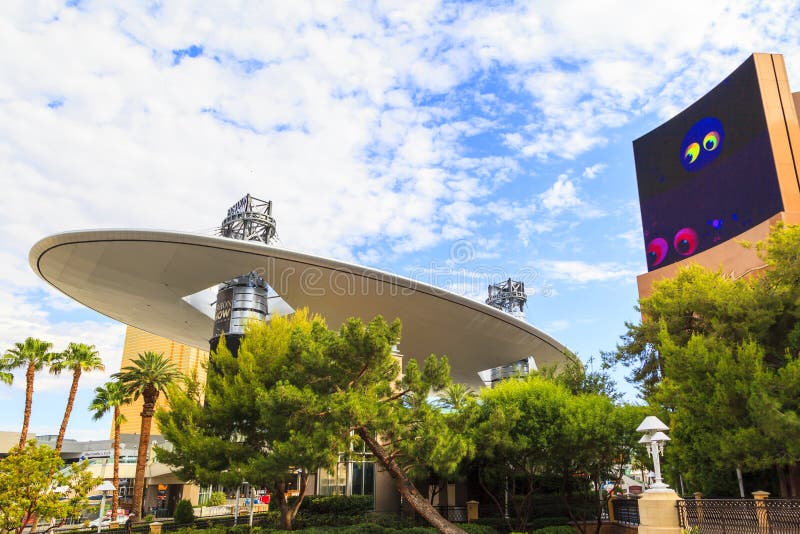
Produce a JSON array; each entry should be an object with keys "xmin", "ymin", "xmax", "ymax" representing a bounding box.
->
[
  {"xmin": 636, "ymin": 415, "xmax": 669, "ymax": 433},
  {"xmin": 650, "ymin": 431, "xmax": 671, "ymax": 443},
  {"xmin": 95, "ymin": 481, "xmax": 116, "ymax": 492}
]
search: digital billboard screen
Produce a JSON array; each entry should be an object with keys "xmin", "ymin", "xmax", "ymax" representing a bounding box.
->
[{"xmin": 634, "ymin": 55, "xmax": 784, "ymax": 271}]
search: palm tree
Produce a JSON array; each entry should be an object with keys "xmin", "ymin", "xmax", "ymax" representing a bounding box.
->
[
  {"xmin": 90, "ymin": 380, "xmax": 132, "ymax": 521},
  {"xmin": 0, "ymin": 338, "xmax": 57, "ymax": 447},
  {"xmin": 113, "ymin": 352, "xmax": 181, "ymax": 519},
  {"xmin": 51, "ymin": 343, "xmax": 105, "ymax": 453},
  {"xmin": 435, "ymin": 383, "xmax": 477, "ymax": 411}
]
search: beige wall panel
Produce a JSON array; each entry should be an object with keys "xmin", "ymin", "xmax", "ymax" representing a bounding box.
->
[
  {"xmin": 638, "ymin": 216, "xmax": 771, "ymax": 299},
  {"xmin": 373, "ymin": 467, "xmax": 400, "ymax": 513},
  {"xmin": 755, "ymin": 54, "xmax": 800, "ymax": 214},
  {"xmin": 772, "ymin": 57, "xmax": 800, "ymax": 215},
  {"xmin": 115, "ymin": 326, "xmax": 208, "ymax": 437},
  {"xmin": 182, "ymin": 484, "xmax": 200, "ymax": 506},
  {"xmin": 638, "ymin": 211, "xmax": 800, "ymax": 299}
]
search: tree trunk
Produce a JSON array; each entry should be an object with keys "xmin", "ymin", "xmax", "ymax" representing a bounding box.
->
[
  {"xmin": 289, "ymin": 472, "xmax": 309, "ymax": 521},
  {"xmin": 56, "ymin": 369, "xmax": 81, "ymax": 453},
  {"xmin": 20, "ymin": 362, "xmax": 35, "ymax": 448},
  {"xmin": 274, "ymin": 481, "xmax": 292, "ymax": 531},
  {"xmin": 477, "ymin": 466, "xmax": 512, "ymax": 532},
  {"xmin": 271, "ymin": 471, "xmax": 311, "ymax": 531},
  {"xmin": 355, "ymin": 427, "xmax": 465, "ymax": 534},
  {"xmin": 112, "ymin": 408, "xmax": 121, "ymax": 521},
  {"xmin": 133, "ymin": 392, "xmax": 157, "ymax": 519}
]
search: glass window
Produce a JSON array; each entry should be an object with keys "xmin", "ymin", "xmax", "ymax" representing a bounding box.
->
[
  {"xmin": 317, "ymin": 438, "xmax": 375, "ymax": 496},
  {"xmin": 198, "ymin": 485, "xmax": 212, "ymax": 506},
  {"xmin": 318, "ymin": 456, "xmax": 348, "ymax": 496}
]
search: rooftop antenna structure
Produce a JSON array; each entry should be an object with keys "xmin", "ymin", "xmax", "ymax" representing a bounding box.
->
[
  {"xmin": 481, "ymin": 278, "xmax": 532, "ymax": 387},
  {"xmin": 486, "ymin": 278, "xmax": 527, "ymax": 321},
  {"xmin": 210, "ymin": 194, "xmax": 278, "ymax": 355},
  {"xmin": 218, "ymin": 194, "xmax": 277, "ymax": 243}
]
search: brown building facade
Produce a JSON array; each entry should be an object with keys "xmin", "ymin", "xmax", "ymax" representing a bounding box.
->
[{"xmin": 116, "ymin": 326, "xmax": 208, "ymax": 436}]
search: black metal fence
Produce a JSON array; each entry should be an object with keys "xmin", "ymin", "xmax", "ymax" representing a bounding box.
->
[
  {"xmin": 161, "ymin": 512, "xmax": 276, "ymax": 533},
  {"xmin": 611, "ymin": 497, "xmax": 640, "ymax": 526},
  {"xmin": 432, "ymin": 506, "xmax": 467, "ymax": 523},
  {"xmin": 677, "ymin": 498, "xmax": 800, "ymax": 534},
  {"xmin": 55, "ymin": 524, "xmax": 149, "ymax": 534}
]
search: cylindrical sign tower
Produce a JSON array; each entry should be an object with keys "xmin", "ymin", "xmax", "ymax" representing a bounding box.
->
[
  {"xmin": 209, "ymin": 272, "xmax": 269, "ymax": 355},
  {"xmin": 210, "ymin": 194, "xmax": 277, "ymax": 356}
]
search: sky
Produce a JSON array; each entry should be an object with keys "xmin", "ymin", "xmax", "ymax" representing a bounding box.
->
[{"xmin": 2, "ymin": 0, "xmax": 800, "ymax": 441}]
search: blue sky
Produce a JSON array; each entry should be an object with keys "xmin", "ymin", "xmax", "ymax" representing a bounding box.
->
[{"xmin": 2, "ymin": 0, "xmax": 800, "ymax": 440}]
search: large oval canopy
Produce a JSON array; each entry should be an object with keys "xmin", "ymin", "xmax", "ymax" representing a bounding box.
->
[{"xmin": 30, "ymin": 230, "xmax": 567, "ymax": 387}]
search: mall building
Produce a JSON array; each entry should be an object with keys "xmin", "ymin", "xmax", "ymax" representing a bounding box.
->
[{"xmin": 30, "ymin": 206, "xmax": 569, "ymax": 514}]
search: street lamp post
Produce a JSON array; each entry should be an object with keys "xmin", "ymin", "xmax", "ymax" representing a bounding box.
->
[
  {"xmin": 95, "ymin": 481, "xmax": 117, "ymax": 533},
  {"xmin": 248, "ymin": 484, "xmax": 256, "ymax": 528},
  {"xmin": 637, "ymin": 416, "xmax": 671, "ymax": 492}
]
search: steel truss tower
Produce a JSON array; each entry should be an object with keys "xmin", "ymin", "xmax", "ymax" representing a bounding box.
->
[
  {"xmin": 486, "ymin": 278, "xmax": 527, "ymax": 321},
  {"xmin": 482, "ymin": 278, "xmax": 533, "ymax": 386}
]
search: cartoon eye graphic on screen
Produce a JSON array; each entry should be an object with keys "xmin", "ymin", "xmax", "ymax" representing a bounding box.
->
[
  {"xmin": 646, "ymin": 237, "xmax": 669, "ymax": 267},
  {"xmin": 680, "ymin": 117, "xmax": 724, "ymax": 171},
  {"xmin": 673, "ymin": 227, "xmax": 698, "ymax": 256}
]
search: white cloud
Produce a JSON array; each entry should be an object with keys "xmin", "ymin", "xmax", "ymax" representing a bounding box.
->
[
  {"xmin": 540, "ymin": 174, "xmax": 582, "ymax": 212},
  {"xmin": 583, "ymin": 163, "xmax": 606, "ymax": 179},
  {"xmin": 0, "ymin": 288, "xmax": 126, "ymax": 393},
  {"xmin": 486, "ymin": 198, "xmax": 536, "ymax": 223},
  {"xmin": 537, "ymin": 260, "xmax": 639, "ymax": 284},
  {"xmin": 543, "ymin": 319, "xmax": 570, "ymax": 333},
  {"xmin": 619, "ymin": 228, "xmax": 644, "ymax": 251}
]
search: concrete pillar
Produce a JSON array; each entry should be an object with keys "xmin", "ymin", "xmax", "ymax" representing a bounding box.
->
[
  {"xmin": 149, "ymin": 522, "xmax": 162, "ymax": 534},
  {"xmin": 607, "ymin": 496, "xmax": 617, "ymax": 523},
  {"xmin": 637, "ymin": 490, "xmax": 682, "ymax": 534},
  {"xmin": 181, "ymin": 484, "xmax": 200, "ymax": 506},
  {"xmin": 752, "ymin": 490, "xmax": 770, "ymax": 533},
  {"xmin": 466, "ymin": 500, "xmax": 479, "ymax": 523},
  {"xmin": 692, "ymin": 492, "xmax": 703, "ymax": 525}
]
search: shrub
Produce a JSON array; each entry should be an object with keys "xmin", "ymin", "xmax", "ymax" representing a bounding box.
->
[
  {"xmin": 337, "ymin": 524, "xmax": 389, "ymax": 534},
  {"xmin": 142, "ymin": 514, "xmax": 155, "ymax": 523},
  {"xmin": 473, "ymin": 518, "xmax": 509, "ymax": 533},
  {"xmin": 529, "ymin": 517, "xmax": 570, "ymax": 530},
  {"xmin": 174, "ymin": 499, "xmax": 195, "ymax": 524},
  {"xmin": 460, "ymin": 524, "xmax": 500, "ymax": 534},
  {"xmin": 208, "ymin": 492, "xmax": 227, "ymax": 506},
  {"xmin": 531, "ymin": 526, "xmax": 576, "ymax": 534},
  {"xmin": 288, "ymin": 494, "xmax": 374, "ymax": 515},
  {"xmin": 172, "ymin": 499, "xmax": 194, "ymax": 525},
  {"xmin": 293, "ymin": 513, "xmax": 364, "ymax": 529},
  {"xmin": 253, "ymin": 511, "xmax": 280, "ymax": 529},
  {"xmin": 365, "ymin": 513, "xmax": 418, "ymax": 530}
]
